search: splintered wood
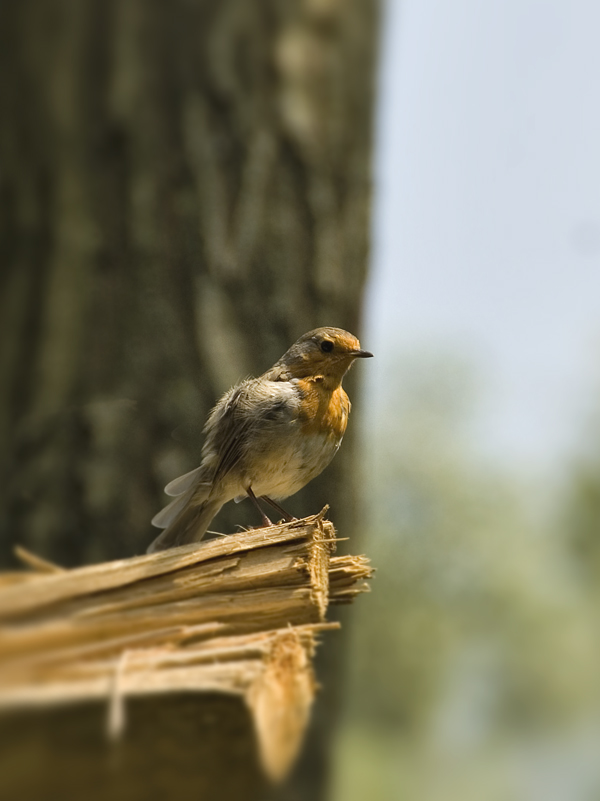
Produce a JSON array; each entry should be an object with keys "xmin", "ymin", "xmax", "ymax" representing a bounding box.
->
[{"xmin": 0, "ymin": 512, "xmax": 372, "ymax": 781}]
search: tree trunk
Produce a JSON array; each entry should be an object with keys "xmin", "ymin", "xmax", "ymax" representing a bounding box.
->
[{"xmin": 0, "ymin": 0, "xmax": 379, "ymax": 797}]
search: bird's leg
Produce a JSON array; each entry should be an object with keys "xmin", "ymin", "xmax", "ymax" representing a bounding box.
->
[
  {"xmin": 246, "ymin": 487, "xmax": 273, "ymax": 528},
  {"xmin": 261, "ymin": 496, "xmax": 296, "ymax": 523}
]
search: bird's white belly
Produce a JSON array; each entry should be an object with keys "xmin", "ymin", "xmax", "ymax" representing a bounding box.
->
[{"xmin": 240, "ymin": 429, "xmax": 342, "ymax": 500}]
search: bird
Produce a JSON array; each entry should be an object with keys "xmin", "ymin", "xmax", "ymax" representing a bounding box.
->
[{"xmin": 147, "ymin": 327, "xmax": 373, "ymax": 553}]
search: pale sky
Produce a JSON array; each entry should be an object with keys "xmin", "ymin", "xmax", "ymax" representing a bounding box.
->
[{"xmin": 365, "ymin": 0, "xmax": 600, "ymax": 475}]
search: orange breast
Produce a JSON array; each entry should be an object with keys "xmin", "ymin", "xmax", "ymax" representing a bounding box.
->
[{"xmin": 296, "ymin": 379, "xmax": 350, "ymax": 441}]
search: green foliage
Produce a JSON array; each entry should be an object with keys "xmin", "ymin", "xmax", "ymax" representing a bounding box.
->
[
  {"xmin": 564, "ymin": 461, "xmax": 600, "ymax": 585},
  {"xmin": 333, "ymin": 350, "xmax": 600, "ymax": 801}
]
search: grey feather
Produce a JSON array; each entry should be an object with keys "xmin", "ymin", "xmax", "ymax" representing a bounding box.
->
[
  {"xmin": 151, "ymin": 486, "xmax": 198, "ymax": 529},
  {"xmin": 165, "ymin": 467, "xmax": 206, "ymax": 497}
]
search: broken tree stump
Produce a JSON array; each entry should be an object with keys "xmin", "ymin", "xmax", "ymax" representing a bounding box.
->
[{"xmin": 0, "ymin": 512, "xmax": 372, "ymax": 801}]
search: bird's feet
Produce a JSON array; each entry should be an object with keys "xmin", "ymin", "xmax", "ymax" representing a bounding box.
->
[
  {"xmin": 261, "ymin": 495, "xmax": 296, "ymax": 523},
  {"xmin": 245, "ymin": 487, "xmax": 274, "ymax": 527}
]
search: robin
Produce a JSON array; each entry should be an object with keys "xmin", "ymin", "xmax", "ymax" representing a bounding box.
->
[{"xmin": 147, "ymin": 327, "xmax": 373, "ymax": 552}]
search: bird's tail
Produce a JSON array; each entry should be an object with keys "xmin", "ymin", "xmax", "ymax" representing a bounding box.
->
[{"xmin": 147, "ymin": 496, "xmax": 223, "ymax": 553}]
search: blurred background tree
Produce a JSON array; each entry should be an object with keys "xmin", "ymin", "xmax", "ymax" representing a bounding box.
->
[
  {"xmin": 564, "ymin": 450, "xmax": 600, "ymax": 589},
  {"xmin": 332, "ymin": 352, "xmax": 600, "ymax": 801},
  {"xmin": 0, "ymin": 1, "xmax": 379, "ymax": 799},
  {"xmin": 0, "ymin": 0, "xmax": 378, "ymax": 565}
]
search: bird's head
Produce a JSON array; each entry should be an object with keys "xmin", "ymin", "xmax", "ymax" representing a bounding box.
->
[{"xmin": 266, "ymin": 327, "xmax": 373, "ymax": 387}]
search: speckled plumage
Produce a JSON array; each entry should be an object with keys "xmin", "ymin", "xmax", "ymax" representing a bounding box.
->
[{"xmin": 147, "ymin": 327, "xmax": 372, "ymax": 552}]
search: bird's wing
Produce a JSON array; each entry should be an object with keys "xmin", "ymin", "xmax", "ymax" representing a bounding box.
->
[
  {"xmin": 151, "ymin": 486, "xmax": 195, "ymax": 528},
  {"xmin": 204, "ymin": 379, "xmax": 298, "ymax": 486},
  {"xmin": 164, "ymin": 465, "xmax": 205, "ymax": 496},
  {"xmin": 157, "ymin": 384, "xmax": 253, "ymax": 504},
  {"xmin": 206, "ymin": 384, "xmax": 255, "ymax": 485}
]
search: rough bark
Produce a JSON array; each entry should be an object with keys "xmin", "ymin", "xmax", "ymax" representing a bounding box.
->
[{"xmin": 0, "ymin": 1, "xmax": 379, "ymax": 798}]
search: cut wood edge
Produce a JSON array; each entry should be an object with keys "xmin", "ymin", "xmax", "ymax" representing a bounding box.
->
[
  {"xmin": 246, "ymin": 629, "xmax": 316, "ymax": 783},
  {"xmin": 0, "ymin": 513, "xmax": 332, "ymax": 621},
  {"xmin": 0, "ymin": 513, "xmax": 373, "ymax": 782}
]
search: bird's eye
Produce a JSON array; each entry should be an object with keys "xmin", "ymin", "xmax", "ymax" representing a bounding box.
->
[{"xmin": 320, "ymin": 340, "xmax": 334, "ymax": 353}]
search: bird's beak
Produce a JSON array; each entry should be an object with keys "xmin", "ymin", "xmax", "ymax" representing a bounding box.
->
[{"xmin": 350, "ymin": 349, "xmax": 374, "ymax": 358}]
